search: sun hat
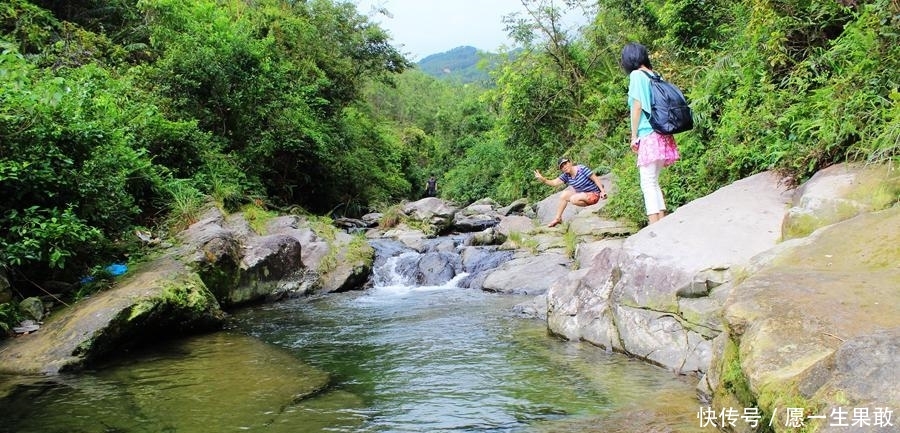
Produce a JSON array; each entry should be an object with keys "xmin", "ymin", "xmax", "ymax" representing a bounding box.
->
[{"xmin": 557, "ymin": 158, "xmax": 570, "ymax": 169}]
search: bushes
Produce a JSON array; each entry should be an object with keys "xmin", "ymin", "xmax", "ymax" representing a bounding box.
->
[
  {"xmin": 442, "ymin": 140, "xmax": 512, "ymax": 205},
  {"xmin": 1, "ymin": 0, "xmax": 413, "ymax": 294},
  {"xmin": 0, "ymin": 44, "xmax": 197, "ymax": 285},
  {"xmin": 589, "ymin": 0, "xmax": 900, "ymax": 224},
  {"xmin": 0, "ymin": 206, "xmax": 103, "ymax": 270}
]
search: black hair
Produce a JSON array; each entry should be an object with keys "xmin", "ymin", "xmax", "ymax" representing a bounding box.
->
[{"xmin": 620, "ymin": 42, "xmax": 652, "ymax": 73}]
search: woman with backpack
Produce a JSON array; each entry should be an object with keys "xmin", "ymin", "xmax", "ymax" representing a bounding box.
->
[{"xmin": 620, "ymin": 42, "xmax": 681, "ymax": 225}]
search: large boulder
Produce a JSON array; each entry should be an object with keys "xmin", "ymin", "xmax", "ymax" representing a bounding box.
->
[
  {"xmin": 495, "ymin": 215, "xmax": 535, "ymax": 237},
  {"xmin": 452, "ymin": 199, "xmax": 503, "ymax": 232},
  {"xmin": 712, "ymin": 208, "xmax": 900, "ymax": 432},
  {"xmin": 782, "ymin": 162, "xmax": 899, "ymax": 240},
  {"xmin": 179, "ymin": 209, "xmax": 310, "ymax": 304},
  {"xmin": 547, "ymin": 171, "xmax": 794, "ymax": 375},
  {"xmin": 0, "ymin": 207, "xmax": 374, "ymax": 374},
  {"xmin": 483, "ymin": 253, "xmax": 572, "ymax": 295},
  {"xmin": 0, "ymin": 257, "xmax": 223, "ymax": 374},
  {"xmin": 266, "ymin": 216, "xmax": 373, "ymax": 294},
  {"xmin": 394, "ymin": 251, "xmax": 462, "ymax": 286},
  {"xmin": 403, "ymin": 197, "xmax": 459, "ymax": 234}
]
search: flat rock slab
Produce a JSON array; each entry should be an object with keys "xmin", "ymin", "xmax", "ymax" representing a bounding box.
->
[
  {"xmin": 625, "ymin": 171, "xmax": 793, "ymax": 273},
  {"xmin": 482, "ymin": 253, "xmax": 572, "ymax": 295}
]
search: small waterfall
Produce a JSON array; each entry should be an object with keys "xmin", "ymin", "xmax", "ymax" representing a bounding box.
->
[
  {"xmin": 368, "ymin": 237, "xmax": 514, "ymax": 290},
  {"xmin": 373, "ymin": 250, "xmax": 423, "ymax": 287}
]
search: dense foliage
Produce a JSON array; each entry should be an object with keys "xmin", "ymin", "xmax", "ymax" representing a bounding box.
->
[
  {"xmin": 435, "ymin": 0, "xmax": 899, "ymax": 222},
  {"xmin": 1, "ymin": 0, "xmax": 411, "ymax": 295},
  {"xmin": 1, "ymin": 0, "xmax": 898, "ymax": 331}
]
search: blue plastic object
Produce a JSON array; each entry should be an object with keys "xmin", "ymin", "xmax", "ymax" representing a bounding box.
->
[{"xmin": 105, "ymin": 263, "xmax": 128, "ymax": 276}]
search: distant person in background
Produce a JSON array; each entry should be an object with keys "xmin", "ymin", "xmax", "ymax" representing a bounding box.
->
[
  {"xmin": 424, "ymin": 174, "xmax": 438, "ymax": 198},
  {"xmin": 621, "ymin": 42, "xmax": 680, "ymax": 225},
  {"xmin": 534, "ymin": 158, "xmax": 608, "ymax": 227}
]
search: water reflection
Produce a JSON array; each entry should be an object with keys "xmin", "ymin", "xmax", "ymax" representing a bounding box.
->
[
  {"xmin": 0, "ymin": 284, "xmax": 704, "ymax": 433},
  {"xmin": 230, "ymin": 285, "xmax": 704, "ymax": 432},
  {"xmin": 0, "ymin": 333, "xmax": 338, "ymax": 433}
]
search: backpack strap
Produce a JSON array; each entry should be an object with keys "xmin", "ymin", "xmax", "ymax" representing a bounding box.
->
[
  {"xmin": 638, "ymin": 69, "xmax": 660, "ymax": 117},
  {"xmin": 640, "ymin": 69, "xmax": 661, "ymax": 80}
]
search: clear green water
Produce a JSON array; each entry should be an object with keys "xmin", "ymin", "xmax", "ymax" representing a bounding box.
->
[{"xmin": 0, "ymin": 285, "xmax": 705, "ymax": 432}]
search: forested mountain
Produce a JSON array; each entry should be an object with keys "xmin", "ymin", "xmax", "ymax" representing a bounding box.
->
[
  {"xmin": 1, "ymin": 0, "xmax": 897, "ymax": 332},
  {"xmin": 417, "ymin": 46, "xmax": 491, "ymax": 83},
  {"xmin": 416, "ymin": 45, "xmax": 517, "ymax": 84}
]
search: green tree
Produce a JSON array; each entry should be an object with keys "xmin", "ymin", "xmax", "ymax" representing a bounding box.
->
[
  {"xmin": 139, "ymin": 0, "xmax": 411, "ymax": 211},
  {"xmin": 0, "ymin": 46, "xmax": 168, "ymax": 284}
]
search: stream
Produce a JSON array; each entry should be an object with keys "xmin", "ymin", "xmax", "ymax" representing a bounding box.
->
[{"xmin": 0, "ymin": 238, "xmax": 705, "ymax": 432}]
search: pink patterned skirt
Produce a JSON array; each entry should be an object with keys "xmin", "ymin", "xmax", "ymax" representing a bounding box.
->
[{"xmin": 637, "ymin": 132, "xmax": 680, "ymax": 167}]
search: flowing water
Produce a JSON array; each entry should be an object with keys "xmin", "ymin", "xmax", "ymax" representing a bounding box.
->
[{"xmin": 0, "ymin": 239, "xmax": 706, "ymax": 433}]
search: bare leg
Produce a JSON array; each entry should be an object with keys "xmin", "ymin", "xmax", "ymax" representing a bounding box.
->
[
  {"xmin": 569, "ymin": 192, "xmax": 590, "ymax": 207},
  {"xmin": 549, "ymin": 189, "xmax": 574, "ymax": 227}
]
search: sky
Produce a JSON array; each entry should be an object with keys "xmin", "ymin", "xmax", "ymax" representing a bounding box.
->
[{"xmin": 353, "ymin": 0, "xmax": 584, "ymax": 60}]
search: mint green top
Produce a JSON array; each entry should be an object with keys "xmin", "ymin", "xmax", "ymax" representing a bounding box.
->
[{"xmin": 628, "ymin": 69, "xmax": 654, "ymax": 139}]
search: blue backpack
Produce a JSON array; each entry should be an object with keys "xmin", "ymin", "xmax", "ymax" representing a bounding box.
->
[{"xmin": 641, "ymin": 70, "xmax": 694, "ymax": 135}]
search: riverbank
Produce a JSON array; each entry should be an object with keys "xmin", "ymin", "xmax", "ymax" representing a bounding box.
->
[{"xmin": 0, "ymin": 162, "xmax": 897, "ymax": 432}]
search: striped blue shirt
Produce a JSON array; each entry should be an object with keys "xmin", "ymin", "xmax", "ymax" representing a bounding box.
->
[{"xmin": 559, "ymin": 165, "xmax": 600, "ymax": 193}]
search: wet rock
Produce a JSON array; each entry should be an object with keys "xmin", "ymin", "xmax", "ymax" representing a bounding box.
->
[
  {"xmin": 511, "ymin": 295, "xmax": 547, "ymax": 320},
  {"xmin": 0, "ymin": 257, "xmax": 224, "ymax": 374},
  {"xmin": 396, "ymin": 251, "xmax": 461, "ymax": 286}
]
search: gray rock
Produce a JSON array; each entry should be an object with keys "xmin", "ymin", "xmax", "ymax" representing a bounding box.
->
[
  {"xmin": 498, "ymin": 198, "xmax": 528, "ymax": 216},
  {"xmin": 12, "ymin": 320, "xmax": 40, "ymax": 334},
  {"xmin": 511, "ymin": 295, "xmax": 547, "ymax": 320},
  {"xmin": 403, "ymin": 197, "xmax": 459, "ymax": 233},
  {"xmin": 18, "ymin": 297, "xmax": 45, "ymax": 321},
  {"xmin": 548, "ymin": 171, "xmax": 794, "ymax": 376},
  {"xmin": 233, "ymin": 234, "xmax": 305, "ymax": 304},
  {"xmin": 452, "ymin": 213, "xmax": 500, "ymax": 232},
  {"xmin": 495, "ymin": 215, "xmax": 534, "ymax": 237},
  {"xmin": 360, "ymin": 212, "xmax": 382, "ymax": 227},
  {"xmin": 483, "ymin": 253, "xmax": 571, "ymax": 295},
  {"xmin": 575, "ymin": 238, "xmax": 625, "ymax": 269},
  {"xmin": 415, "ymin": 251, "xmax": 461, "ymax": 286}
]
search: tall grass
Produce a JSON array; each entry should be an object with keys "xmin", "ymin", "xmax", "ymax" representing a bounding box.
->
[{"xmin": 162, "ymin": 179, "xmax": 205, "ymax": 233}]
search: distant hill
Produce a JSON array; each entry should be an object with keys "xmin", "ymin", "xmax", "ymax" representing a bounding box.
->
[{"xmin": 417, "ymin": 46, "xmax": 512, "ymax": 85}]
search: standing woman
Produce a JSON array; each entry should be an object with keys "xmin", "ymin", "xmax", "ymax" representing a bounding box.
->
[{"xmin": 621, "ymin": 42, "xmax": 680, "ymax": 224}]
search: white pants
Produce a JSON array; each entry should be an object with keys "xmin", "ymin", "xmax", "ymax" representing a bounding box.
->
[{"xmin": 639, "ymin": 161, "xmax": 666, "ymax": 215}]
